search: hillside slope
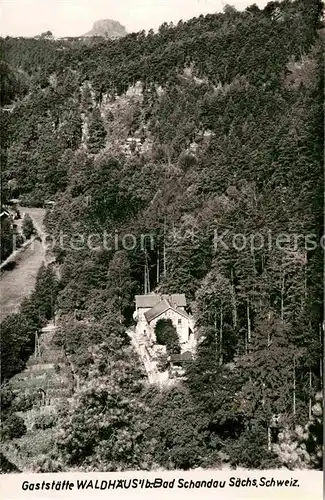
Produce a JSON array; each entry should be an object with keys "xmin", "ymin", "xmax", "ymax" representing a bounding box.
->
[{"xmin": 0, "ymin": 0, "xmax": 323, "ymax": 472}]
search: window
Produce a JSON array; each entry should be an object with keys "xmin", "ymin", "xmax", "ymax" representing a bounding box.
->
[{"xmin": 178, "ymin": 319, "xmax": 182, "ymax": 325}]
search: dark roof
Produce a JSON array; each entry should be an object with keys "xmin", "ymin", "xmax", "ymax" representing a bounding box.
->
[
  {"xmin": 144, "ymin": 299, "xmax": 170, "ymax": 322},
  {"xmin": 144, "ymin": 299, "xmax": 190, "ymax": 323},
  {"xmin": 135, "ymin": 294, "xmax": 161, "ymax": 308},
  {"xmin": 0, "ymin": 210, "xmax": 10, "ymax": 218},
  {"xmin": 176, "ymin": 308, "xmax": 190, "ymax": 320},
  {"xmin": 162, "ymin": 294, "xmax": 187, "ymax": 308},
  {"xmin": 136, "ymin": 293, "xmax": 186, "ymax": 309}
]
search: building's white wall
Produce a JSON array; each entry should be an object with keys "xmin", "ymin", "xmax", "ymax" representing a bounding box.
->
[
  {"xmin": 137, "ymin": 307, "xmax": 151, "ymax": 320},
  {"xmin": 149, "ymin": 309, "xmax": 189, "ymax": 345},
  {"xmin": 135, "ymin": 306, "xmax": 195, "ymax": 350},
  {"xmin": 135, "ymin": 307, "xmax": 152, "ymax": 340},
  {"xmin": 189, "ymin": 317, "xmax": 195, "ymax": 332},
  {"xmin": 175, "ymin": 314, "xmax": 190, "ymax": 345}
]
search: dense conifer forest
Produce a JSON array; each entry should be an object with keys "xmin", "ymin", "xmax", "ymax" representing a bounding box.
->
[{"xmin": 0, "ymin": 0, "xmax": 324, "ymax": 472}]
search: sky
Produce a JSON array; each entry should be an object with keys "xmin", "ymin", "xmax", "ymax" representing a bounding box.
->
[{"xmin": 0, "ymin": 0, "xmax": 269, "ymax": 38}]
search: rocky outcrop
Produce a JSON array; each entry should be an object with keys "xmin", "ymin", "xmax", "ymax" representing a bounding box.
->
[{"xmin": 82, "ymin": 19, "xmax": 127, "ymax": 39}]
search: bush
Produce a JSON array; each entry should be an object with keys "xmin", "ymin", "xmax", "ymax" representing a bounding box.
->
[
  {"xmin": 11, "ymin": 392, "xmax": 38, "ymax": 412},
  {"xmin": 14, "ymin": 233, "xmax": 25, "ymax": 248},
  {"xmin": 228, "ymin": 423, "xmax": 280, "ymax": 469},
  {"xmin": 34, "ymin": 413, "xmax": 56, "ymax": 430},
  {"xmin": 22, "ymin": 213, "xmax": 35, "ymax": 240},
  {"xmin": 0, "ymin": 313, "xmax": 35, "ymax": 382},
  {"xmin": 1, "ymin": 413, "xmax": 27, "ymax": 440},
  {"xmin": 155, "ymin": 319, "xmax": 180, "ymax": 355},
  {"xmin": 156, "ymin": 353, "xmax": 169, "ymax": 372},
  {"xmin": 0, "ymin": 387, "xmax": 15, "ymax": 412},
  {"xmin": 0, "ymin": 452, "xmax": 20, "ymax": 472}
]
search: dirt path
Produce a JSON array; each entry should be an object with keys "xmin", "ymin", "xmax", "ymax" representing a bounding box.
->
[
  {"xmin": 0, "ymin": 208, "xmax": 46, "ymax": 322},
  {"xmin": 127, "ymin": 327, "xmax": 171, "ymax": 386}
]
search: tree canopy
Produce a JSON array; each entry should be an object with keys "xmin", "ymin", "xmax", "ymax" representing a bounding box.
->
[{"xmin": 1, "ymin": 0, "xmax": 323, "ymax": 472}]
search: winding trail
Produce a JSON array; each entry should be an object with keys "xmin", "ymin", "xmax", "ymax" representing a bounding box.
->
[
  {"xmin": 0, "ymin": 208, "xmax": 46, "ymax": 322},
  {"xmin": 127, "ymin": 327, "xmax": 171, "ymax": 386}
]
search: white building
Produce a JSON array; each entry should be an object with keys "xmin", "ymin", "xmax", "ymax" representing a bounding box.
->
[{"xmin": 134, "ymin": 293, "xmax": 196, "ymax": 352}]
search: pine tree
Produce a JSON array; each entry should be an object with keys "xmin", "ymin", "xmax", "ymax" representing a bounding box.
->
[
  {"xmin": 0, "ymin": 216, "xmax": 13, "ymax": 261},
  {"xmin": 87, "ymin": 108, "xmax": 107, "ymax": 154},
  {"xmin": 237, "ymin": 313, "xmax": 305, "ymax": 451},
  {"xmin": 195, "ymin": 265, "xmax": 234, "ymax": 364}
]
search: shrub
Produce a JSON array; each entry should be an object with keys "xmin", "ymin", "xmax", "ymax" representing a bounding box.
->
[
  {"xmin": 1, "ymin": 312, "xmax": 35, "ymax": 382},
  {"xmin": 34, "ymin": 413, "xmax": 56, "ymax": 430},
  {"xmin": 156, "ymin": 353, "xmax": 169, "ymax": 372},
  {"xmin": 178, "ymin": 152, "xmax": 197, "ymax": 171},
  {"xmin": 13, "ymin": 232, "xmax": 25, "ymax": 249},
  {"xmin": 0, "ymin": 387, "xmax": 15, "ymax": 412},
  {"xmin": 11, "ymin": 392, "xmax": 38, "ymax": 412},
  {"xmin": 54, "ymin": 363, "xmax": 61, "ymax": 373},
  {"xmin": 22, "ymin": 213, "xmax": 35, "ymax": 240},
  {"xmin": 0, "ymin": 452, "xmax": 21, "ymax": 472},
  {"xmin": 1, "ymin": 413, "xmax": 27, "ymax": 439},
  {"xmin": 228, "ymin": 423, "xmax": 280, "ymax": 469},
  {"xmin": 155, "ymin": 319, "xmax": 180, "ymax": 355}
]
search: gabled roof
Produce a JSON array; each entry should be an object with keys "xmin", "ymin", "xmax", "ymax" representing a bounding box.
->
[
  {"xmin": 175, "ymin": 308, "xmax": 190, "ymax": 320},
  {"xmin": 162, "ymin": 294, "xmax": 187, "ymax": 308},
  {"xmin": 135, "ymin": 294, "xmax": 161, "ymax": 309},
  {"xmin": 136, "ymin": 293, "xmax": 186, "ymax": 309},
  {"xmin": 144, "ymin": 299, "xmax": 190, "ymax": 323},
  {"xmin": 144, "ymin": 298, "xmax": 170, "ymax": 322}
]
